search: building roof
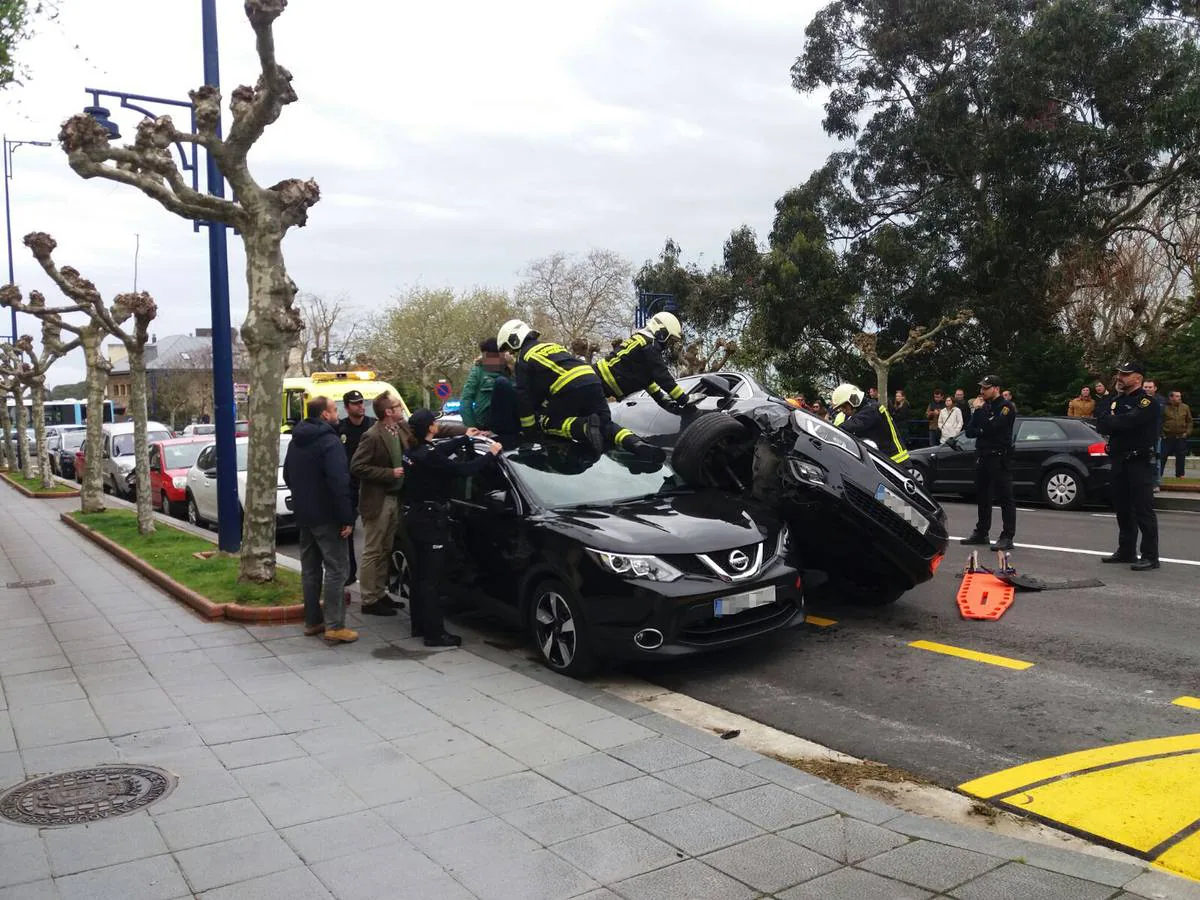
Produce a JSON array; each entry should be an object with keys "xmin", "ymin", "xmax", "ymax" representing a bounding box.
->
[{"xmin": 108, "ymin": 332, "xmax": 248, "ymax": 375}]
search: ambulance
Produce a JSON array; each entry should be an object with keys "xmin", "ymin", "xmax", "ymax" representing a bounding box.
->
[{"xmin": 280, "ymin": 371, "xmax": 408, "ymax": 432}]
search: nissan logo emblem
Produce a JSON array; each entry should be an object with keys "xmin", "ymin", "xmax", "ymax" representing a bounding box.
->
[
  {"xmin": 728, "ymin": 550, "xmax": 750, "ymax": 572},
  {"xmin": 904, "ymin": 479, "xmax": 917, "ymax": 495}
]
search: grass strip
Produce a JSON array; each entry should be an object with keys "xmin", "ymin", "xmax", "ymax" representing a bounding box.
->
[
  {"xmin": 3, "ymin": 471, "xmax": 76, "ymax": 493},
  {"xmin": 70, "ymin": 509, "xmax": 301, "ymax": 607}
]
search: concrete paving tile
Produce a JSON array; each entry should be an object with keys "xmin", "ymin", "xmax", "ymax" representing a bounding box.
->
[
  {"xmin": 796, "ymin": 782, "xmax": 905, "ymax": 826},
  {"xmin": 704, "ymin": 833, "xmax": 841, "ymax": 893},
  {"xmin": 0, "ymin": 752, "xmax": 22, "ymax": 786},
  {"xmin": 777, "ymin": 866, "xmax": 933, "ymax": 899},
  {"xmin": 237, "ymin": 671, "xmax": 310, "ymax": 697},
  {"xmin": 3, "ymin": 681, "xmax": 86, "ymax": 708},
  {"xmin": 538, "ymin": 752, "xmax": 642, "ymax": 794},
  {"xmin": 216, "ymin": 657, "xmax": 293, "ymax": 679},
  {"xmin": 781, "ymin": 815, "xmax": 909, "ymax": 865},
  {"xmin": 318, "ymin": 742, "xmax": 448, "ymax": 807},
  {"xmin": 461, "ymin": 770, "xmax": 569, "ymax": 814},
  {"xmin": 1123, "ymin": 870, "xmax": 1200, "ymax": 900},
  {"xmin": 292, "ymin": 722, "xmax": 385, "ymax": 757},
  {"xmin": 571, "ymin": 891, "xmax": 622, "ymax": 900},
  {"xmin": 613, "ymin": 858, "xmax": 759, "ymax": 900},
  {"xmin": 636, "ymin": 801, "xmax": 764, "ymax": 856},
  {"xmin": 413, "ymin": 816, "xmax": 540, "ymax": 867},
  {"xmin": 608, "ymin": 737, "xmax": 709, "ymax": 773},
  {"xmin": 454, "ymin": 848, "xmax": 600, "ymax": 900},
  {"xmin": 949, "ymin": 861, "xmax": 1119, "ymax": 900},
  {"xmin": 54, "ymin": 853, "xmax": 189, "ymax": 900},
  {"xmin": 65, "ymin": 644, "xmax": 138, "ymax": 665},
  {"xmin": 375, "ymin": 789, "xmax": 491, "ymax": 837},
  {"xmin": 173, "ymin": 830, "xmax": 302, "ymax": 893},
  {"xmin": 313, "ymin": 845, "xmax": 471, "ymax": 900},
  {"xmin": 199, "ymin": 643, "xmax": 275, "ymax": 665},
  {"xmin": 527, "ymin": 698, "xmax": 613, "ymax": 729},
  {"xmin": 0, "ymin": 879, "xmax": 58, "ymax": 899},
  {"xmin": 235, "ymin": 757, "xmax": 366, "ymax": 828},
  {"xmin": 171, "ymin": 693, "xmax": 262, "ymax": 725},
  {"xmin": 497, "ymin": 731, "xmax": 594, "ymax": 768},
  {"xmin": 502, "ymin": 795, "xmax": 623, "ymax": 845},
  {"xmin": 91, "ymin": 689, "xmax": 187, "ymax": 736},
  {"xmin": 0, "ymin": 839, "xmax": 50, "ymax": 888},
  {"xmin": 77, "ymin": 671, "xmax": 157, "ymax": 697},
  {"xmin": 267, "ymin": 704, "xmax": 358, "ymax": 735},
  {"xmin": 189, "ymin": 627, "xmax": 258, "ymax": 649},
  {"xmin": 497, "ymin": 684, "xmax": 571, "ymax": 712},
  {"xmin": 583, "ymin": 775, "xmax": 697, "ymax": 820},
  {"xmin": 111, "ymin": 725, "xmax": 203, "ymax": 758},
  {"xmin": 656, "ymin": 757, "xmax": 767, "ymax": 799},
  {"xmin": 558, "ymin": 715, "xmax": 658, "ymax": 751},
  {"xmin": 550, "ymin": 823, "xmax": 684, "ymax": 884},
  {"xmin": 405, "ymin": 684, "xmax": 499, "ymax": 722},
  {"xmin": 19, "ymin": 737, "xmax": 120, "ymax": 776},
  {"xmin": 0, "ymin": 714, "xmax": 12, "ymax": 754},
  {"xmin": 713, "ymin": 783, "xmax": 836, "ymax": 831},
  {"xmin": 859, "ymin": 839, "xmax": 1007, "ymax": 892},
  {"xmin": 210, "ymin": 734, "xmax": 307, "ymax": 769},
  {"xmin": 49, "ymin": 618, "xmax": 116, "ymax": 642},
  {"xmin": 389, "ymin": 725, "xmax": 488, "ymax": 763},
  {"xmin": 197, "ymin": 866, "xmax": 333, "ymax": 900},
  {"xmin": 148, "ymin": 753, "xmax": 247, "ymax": 815},
  {"xmin": 281, "ymin": 809, "xmax": 400, "ymax": 864},
  {"xmin": 626, "ymin": 712, "xmax": 764, "ymax": 766},
  {"xmin": 586, "ymin": 693, "xmax": 649, "ymax": 720},
  {"xmin": 194, "ymin": 713, "xmax": 281, "ymax": 745},
  {"xmin": 152, "ymin": 797, "xmax": 273, "ymax": 852},
  {"xmin": 43, "ymin": 814, "xmax": 168, "ymax": 877},
  {"xmin": 460, "ymin": 709, "xmax": 557, "ymax": 746},
  {"xmin": 8, "ymin": 700, "xmax": 104, "ymax": 748},
  {"xmin": 304, "ymin": 669, "xmax": 396, "ymax": 704},
  {"xmin": 467, "ymin": 671, "xmax": 544, "ymax": 697},
  {"xmin": 423, "ymin": 745, "xmax": 527, "ymax": 787}
]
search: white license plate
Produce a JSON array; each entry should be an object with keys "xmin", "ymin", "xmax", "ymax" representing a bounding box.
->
[
  {"xmin": 875, "ymin": 483, "xmax": 930, "ymax": 534},
  {"xmin": 714, "ymin": 586, "xmax": 775, "ymax": 617}
]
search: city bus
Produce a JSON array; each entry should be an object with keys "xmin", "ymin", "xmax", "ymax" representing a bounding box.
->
[
  {"xmin": 5, "ymin": 398, "xmax": 115, "ymax": 426},
  {"xmin": 280, "ymin": 371, "xmax": 407, "ymax": 431}
]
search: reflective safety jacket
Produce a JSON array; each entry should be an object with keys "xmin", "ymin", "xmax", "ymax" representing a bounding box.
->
[
  {"xmin": 596, "ymin": 333, "xmax": 685, "ymax": 407},
  {"xmin": 514, "ymin": 340, "xmax": 601, "ymax": 428},
  {"xmin": 839, "ymin": 399, "xmax": 909, "ymax": 464}
]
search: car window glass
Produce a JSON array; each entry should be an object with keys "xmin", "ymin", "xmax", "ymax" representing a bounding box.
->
[
  {"xmin": 164, "ymin": 443, "xmax": 206, "ymax": 469},
  {"xmin": 149, "ymin": 448, "xmax": 160, "ymax": 469},
  {"xmin": 63, "ymin": 431, "xmax": 85, "ymax": 450},
  {"xmin": 196, "ymin": 447, "xmax": 213, "ymax": 470},
  {"xmin": 1017, "ymin": 421, "xmax": 1068, "ymax": 442},
  {"xmin": 506, "ymin": 445, "xmax": 683, "ymax": 507}
]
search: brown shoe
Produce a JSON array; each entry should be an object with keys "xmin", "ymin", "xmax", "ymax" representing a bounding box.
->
[
  {"xmin": 304, "ymin": 623, "xmax": 325, "ymax": 636},
  {"xmin": 323, "ymin": 628, "xmax": 359, "ymax": 644}
]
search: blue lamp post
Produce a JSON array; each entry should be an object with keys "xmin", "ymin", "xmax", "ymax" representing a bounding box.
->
[
  {"xmin": 4, "ymin": 136, "xmax": 52, "ymax": 342},
  {"xmin": 83, "ymin": 0, "xmax": 239, "ymax": 553}
]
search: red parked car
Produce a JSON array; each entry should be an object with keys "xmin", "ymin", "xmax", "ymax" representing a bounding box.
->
[
  {"xmin": 74, "ymin": 447, "xmax": 86, "ymax": 483},
  {"xmin": 149, "ymin": 437, "xmax": 213, "ymax": 518}
]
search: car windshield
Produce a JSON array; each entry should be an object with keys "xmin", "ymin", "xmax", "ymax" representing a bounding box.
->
[
  {"xmin": 114, "ymin": 431, "xmax": 171, "ymax": 455},
  {"xmin": 62, "ymin": 431, "xmax": 86, "ymax": 450},
  {"xmin": 504, "ymin": 443, "xmax": 684, "ymax": 508},
  {"xmin": 162, "ymin": 443, "xmax": 205, "ymax": 469}
]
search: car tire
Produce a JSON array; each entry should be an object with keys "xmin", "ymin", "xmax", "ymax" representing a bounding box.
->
[
  {"xmin": 529, "ymin": 579, "xmax": 595, "ymax": 677},
  {"xmin": 672, "ymin": 413, "xmax": 754, "ymax": 490},
  {"xmin": 187, "ymin": 493, "xmax": 207, "ymax": 528},
  {"xmin": 1042, "ymin": 467, "xmax": 1085, "ymax": 511},
  {"xmin": 909, "ymin": 463, "xmax": 930, "ymax": 490}
]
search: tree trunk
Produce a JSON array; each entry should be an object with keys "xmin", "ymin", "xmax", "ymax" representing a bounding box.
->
[
  {"xmin": 0, "ymin": 396, "xmax": 11, "ymax": 470},
  {"xmin": 31, "ymin": 379, "xmax": 52, "ymax": 489},
  {"xmin": 14, "ymin": 386, "xmax": 32, "ymax": 479},
  {"xmin": 128, "ymin": 348, "xmax": 154, "ymax": 534},
  {"xmin": 238, "ymin": 232, "xmax": 300, "ymax": 583},
  {"xmin": 873, "ymin": 363, "xmax": 890, "ymax": 407},
  {"xmin": 81, "ymin": 337, "xmax": 107, "ymax": 513}
]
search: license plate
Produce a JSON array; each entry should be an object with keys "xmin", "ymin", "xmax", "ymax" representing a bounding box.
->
[
  {"xmin": 714, "ymin": 586, "xmax": 775, "ymax": 617},
  {"xmin": 874, "ymin": 483, "xmax": 930, "ymax": 534}
]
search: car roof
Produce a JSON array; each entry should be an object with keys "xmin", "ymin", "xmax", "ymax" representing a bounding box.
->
[
  {"xmin": 156, "ymin": 436, "xmax": 212, "ymax": 446},
  {"xmin": 103, "ymin": 421, "xmax": 170, "ymax": 434}
]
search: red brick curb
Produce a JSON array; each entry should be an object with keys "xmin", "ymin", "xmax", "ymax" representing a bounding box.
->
[
  {"xmin": 2, "ymin": 470, "xmax": 80, "ymax": 499},
  {"xmin": 1160, "ymin": 484, "xmax": 1200, "ymax": 494},
  {"xmin": 59, "ymin": 513, "xmax": 304, "ymax": 624}
]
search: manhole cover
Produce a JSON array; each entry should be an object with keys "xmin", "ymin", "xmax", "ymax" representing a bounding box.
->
[
  {"xmin": 5, "ymin": 578, "xmax": 54, "ymax": 589},
  {"xmin": 0, "ymin": 766, "xmax": 177, "ymax": 828}
]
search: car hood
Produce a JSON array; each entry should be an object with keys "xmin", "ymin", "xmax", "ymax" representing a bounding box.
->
[
  {"xmin": 542, "ymin": 491, "xmax": 776, "ymax": 555},
  {"xmin": 164, "ymin": 467, "xmax": 191, "ymax": 478}
]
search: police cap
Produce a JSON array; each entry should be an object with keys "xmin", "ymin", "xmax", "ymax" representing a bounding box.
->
[{"xmin": 1114, "ymin": 360, "xmax": 1145, "ymax": 375}]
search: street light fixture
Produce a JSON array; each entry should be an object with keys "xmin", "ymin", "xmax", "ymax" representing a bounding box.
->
[{"xmin": 4, "ymin": 137, "xmax": 53, "ymax": 343}]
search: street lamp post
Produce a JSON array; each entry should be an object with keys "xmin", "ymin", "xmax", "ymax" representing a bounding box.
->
[
  {"xmin": 4, "ymin": 137, "xmax": 52, "ymax": 342},
  {"xmin": 635, "ymin": 292, "xmax": 678, "ymax": 329},
  {"xmin": 82, "ymin": 1, "xmax": 240, "ymax": 553}
]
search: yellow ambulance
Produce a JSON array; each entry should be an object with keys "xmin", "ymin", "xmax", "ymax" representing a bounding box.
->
[{"xmin": 280, "ymin": 371, "xmax": 409, "ymax": 432}]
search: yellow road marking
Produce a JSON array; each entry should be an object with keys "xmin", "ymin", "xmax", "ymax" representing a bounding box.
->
[
  {"xmin": 908, "ymin": 640, "xmax": 1033, "ymax": 670},
  {"xmin": 1158, "ymin": 833, "xmax": 1200, "ymax": 881},
  {"xmin": 1173, "ymin": 697, "xmax": 1200, "ymax": 711},
  {"xmin": 805, "ymin": 616, "xmax": 837, "ymax": 627}
]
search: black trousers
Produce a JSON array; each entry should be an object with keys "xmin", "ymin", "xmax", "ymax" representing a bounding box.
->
[
  {"xmin": 406, "ymin": 502, "xmax": 450, "ymax": 637},
  {"xmin": 974, "ymin": 454, "xmax": 1016, "ymax": 538},
  {"xmin": 539, "ymin": 382, "xmax": 635, "ymax": 450},
  {"xmin": 346, "ymin": 492, "xmax": 359, "ymax": 582},
  {"xmin": 1160, "ymin": 437, "xmax": 1189, "ymax": 479},
  {"xmin": 1112, "ymin": 458, "xmax": 1158, "ymax": 560}
]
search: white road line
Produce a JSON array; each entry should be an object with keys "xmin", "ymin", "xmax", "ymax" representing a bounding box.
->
[{"xmin": 947, "ymin": 536, "xmax": 1200, "ymax": 567}]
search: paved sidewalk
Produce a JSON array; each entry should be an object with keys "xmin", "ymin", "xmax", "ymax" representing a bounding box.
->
[{"xmin": 1, "ymin": 495, "xmax": 1197, "ymax": 899}]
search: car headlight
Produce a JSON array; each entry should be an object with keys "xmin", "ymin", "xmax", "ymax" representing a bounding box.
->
[
  {"xmin": 787, "ymin": 458, "xmax": 826, "ymax": 484},
  {"xmin": 172, "ymin": 476, "xmax": 187, "ymax": 489},
  {"xmin": 776, "ymin": 524, "xmax": 791, "ymax": 558},
  {"xmin": 586, "ymin": 548, "xmax": 683, "ymax": 582},
  {"xmin": 794, "ymin": 411, "xmax": 860, "ymax": 459}
]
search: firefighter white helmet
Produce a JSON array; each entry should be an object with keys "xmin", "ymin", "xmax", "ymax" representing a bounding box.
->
[
  {"xmin": 830, "ymin": 383, "xmax": 865, "ymax": 409},
  {"xmin": 497, "ymin": 319, "xmax": 533, "ymax": 352},
  {"xmin": 645, "ymin": 311, "xmax": 682, "ymax": 343}
]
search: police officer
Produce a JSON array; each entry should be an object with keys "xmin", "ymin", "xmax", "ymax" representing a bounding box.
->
[
  {"xmin": 337, "ymin": 389, "xmax": 374, "ymax": 586},
  {"xmin": 1095, "ymin": 361, "xmax": 1159, "ymax": 571},
  {"xmin": 596, "ymin": 312, "xmax": 692, "ymax": 413},
  {"xmin": 402, "ymin": 409, "xmax": 503, "ymax": 646},
  {"xmin": 496, "ymin": 319, "xmax": 663, "ymax": 463},
  {"xmin": 830, "ymin": 383, "xmax": 910, "ymax": 466},
  {"xmin": 959, "ymin": 375, "xmax": 1017, "ymax": 551}
]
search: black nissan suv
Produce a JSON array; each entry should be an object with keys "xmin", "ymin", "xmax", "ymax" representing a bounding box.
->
[{"xmin": 611, "ymin": 372, "xmax": 950, "ymax": 605}]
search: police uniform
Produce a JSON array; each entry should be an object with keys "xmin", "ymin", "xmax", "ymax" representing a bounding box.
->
[
  {"xmin": 596, "ymin": 332, "xmax": 686, "ymax": 411},
  {"xmin": 962, "ymin": 377, "xmax": 1017, "ymax": 548},
  {"xmin": 839, "ymin": 399, "xmax": 910, "ymax": 466},
  {"xmin": 337, "ymin": 390, "xmax": 374, "ymax": 585},
  {"xmin": 1095, "ymin": 363, "xmax": 1159, "ymax": 569},
  {"xmin": 402, "ymin": 416, "xmax": 499, "ymax": 645}
]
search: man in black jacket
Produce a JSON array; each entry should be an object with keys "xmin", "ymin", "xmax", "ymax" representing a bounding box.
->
[
  {"xmin": 596, "ymin": 312, "xmax": 690, "ymax": 413},
  {"xmin": 283, "ymin": 395, "xmax": 357, "ymax": 644},
  {"xmin": 337, "ymin": 389, "xmax": 374, "ymax": 586},
  {"xmin": 1096, "ymin": 362, "xmax": 1159, "ymax": 570},
  {"xmin": 960, "ymin": 375, "xmax": 1017, "ymax": 552}
]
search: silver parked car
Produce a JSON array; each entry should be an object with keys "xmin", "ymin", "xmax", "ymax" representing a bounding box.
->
[{"xmin": 101, "ymin": 421, "xmax": 173, "ymax": 500}]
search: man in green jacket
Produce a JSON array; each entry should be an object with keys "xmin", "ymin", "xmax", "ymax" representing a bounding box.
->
[
  {"xmin": 460, "ymin": 338, "xmax": 511, "ymax": 431},
  {"xmin": 1161, "ymin": 390, "xmax": 1194, "ymax": 480}
]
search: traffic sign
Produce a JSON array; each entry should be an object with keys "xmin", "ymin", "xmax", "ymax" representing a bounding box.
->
[{"xmin": 435, "ymin": 380, "xmax": 452, "ymax": 400}]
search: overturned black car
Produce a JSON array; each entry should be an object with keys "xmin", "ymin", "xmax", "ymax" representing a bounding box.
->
[{"xmin": 611, "ymin": 372, "xmax": 949, "ymax": 605}]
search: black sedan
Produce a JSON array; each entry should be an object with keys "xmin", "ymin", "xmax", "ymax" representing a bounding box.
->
[
  {"xmin": 390, "ymin": 439, "xmax": 804, "ymax": 677},
  {"xmin": 46, "ymin": 426, "xmax": 86, "ymax": 479},
  {"xmin": 611, "ymin": 372, "xmax": 949, "ymax": 606},
  {"xmin": 907, "ymin": 416, "xmax": 1111, "ymax": 510}
]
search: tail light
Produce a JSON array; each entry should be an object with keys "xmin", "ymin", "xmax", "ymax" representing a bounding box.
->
[{"xmin": 1087, "ymin": 441, "xmax": 1108, "ymax": 457}]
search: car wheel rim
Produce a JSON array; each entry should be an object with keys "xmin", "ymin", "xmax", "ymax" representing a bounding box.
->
[
  {"xmin": 534, "ymin": 591, "xmax": 576, "ymax": 669},
  {"xmin": 188, "ymin": 502, "xmax": 197, "ymax": 524},
  {"xmin": 912, "ymin": 467, "xmax": 925, "ymax": 486},
  {"xmin": 388, "ymin": 551, "xmax": 411, "ymax": 602},
  {"xmin": 1047, "ymin": 474, "xmax": 1077, "ymax": 506}
]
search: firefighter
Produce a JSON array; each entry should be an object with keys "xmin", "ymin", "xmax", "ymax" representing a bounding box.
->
[
  {"xmin": 596, "ymin": 312, "xmax": 692, "ymax": 413},
  {"xmin": 830, "ymin": 383, "xmax": 910, "ymax": 466},
  {"xmin": 497, "ymin": 320, "xmax": 664, "ymax": 463}
]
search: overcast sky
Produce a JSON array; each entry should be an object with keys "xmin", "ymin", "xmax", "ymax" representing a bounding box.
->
[{"xmin": 2, "ymin": 0, "xmax": 835, "ymax": 386}]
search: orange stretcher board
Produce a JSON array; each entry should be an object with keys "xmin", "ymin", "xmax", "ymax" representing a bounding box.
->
[{"xmin": 956, "ymin": 571, "xmax": 1015, "ymax": 620}]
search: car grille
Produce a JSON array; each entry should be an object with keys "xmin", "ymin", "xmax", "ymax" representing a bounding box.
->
[
  {"xmin": 842, "ymin": 479, "xmax": 941, "ymax": 558},
  {"xmin": 665, "ymin": 541, "xmax": 766, "ymax": 581},
  {"xmin": 677, "ymin": 599, "xmax": 799, "ymax": 646}
]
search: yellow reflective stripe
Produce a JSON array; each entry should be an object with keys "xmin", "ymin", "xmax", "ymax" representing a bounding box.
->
[
  {"xmin": 520, "ymin": 415, "xmax": 536, "ymax": 428},
  {"xmin": 526, "ymin": 343, "xmax": 571, "ymax": 378},
  {"xmin": 667, "ymin": 384, "xmax": 684, "ymax": 400},
  {"xmin": 545, "ymin": 417, "xmax": 574, "ymax": 439},
  {"xmin": 597, "ymin": 359, "xmax": 623, "ymax": 398},
  {"xmin": 648, "ymin": 381, "xmax": 661, "ymax": 394},
  {"xmin": 614, "ymin": 428, "xmax": 633, "ymax": 444},
  {"xmin": 833, "ymin": 412, "xmax": 846, "ymax": 426},
  {"xmin": 612, "ymin": 334, "xmax": 647, "ymax": 364},
  {"xmin": 891, "ymin": 449, "xmax": 910, "ymax": 463},
  {"xmin": 881, "ymin": 408, "xmax": 908, "ymax": 463},
  {"xmin": 550, "ymin": 365, "xmax": 593, "ymax": 394}
]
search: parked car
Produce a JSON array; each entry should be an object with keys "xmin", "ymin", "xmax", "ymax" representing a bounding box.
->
[
  {"xmin": 101, "ymin": 422, "xmax": 174, "ymax": 499},
  {"xmin": 149, "ymin": 437, "xmax": 214, "ymax": 518},
  {"xmin": 611, "ymin": 372, "xmax": 949, "ymax": 605},
  {"xmin": 907, "ymin": 416, "xmax": 1111, "ymax": 510},
  {"xmin": 180, "ymin": 423, "xmax": 216, "ymax": 437},
  {"xmin": 185, "ymin": 435, "xmax": 295, "ymax": 531},
  {"xmin": 46, "ymin": 426, "xmax": 87, "ymax": 479},
  {"xmin": 73, "ymin": 446, "xmax": 86, "ymax": 483},
  {"xmin": 388, "ymin": 438, "xmax": 803, "ymax": 676}
]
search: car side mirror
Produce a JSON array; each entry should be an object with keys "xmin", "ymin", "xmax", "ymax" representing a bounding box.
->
[
  {"xmin": 697, "ymin": 374, "xmax": 733, "ymax": 398},
  {"xmin": 203, "ymin": 468, "xmax": 217, "ymax": 479}
]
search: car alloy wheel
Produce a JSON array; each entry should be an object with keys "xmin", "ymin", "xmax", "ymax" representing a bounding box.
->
[
  {"xmin": 187, "ymin": 496, "xmax": 202, "ymax": 527},
  {"xmin": 1043, "ymin": 469, "xmax": 1082, "ymax": 510},
  {"xmin": 160, "ymin": 491, "xmax": 170, "ymax": 516},
  {"xmin": 910, "ymin": 465, "xmax": 927, "ymax": 487},
  {"xmin": 530, "ymin": 582, "xmax": 593, "ymax": 677}
]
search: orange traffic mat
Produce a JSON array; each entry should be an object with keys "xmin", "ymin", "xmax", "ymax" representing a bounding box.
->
[{"xmin": 957, "ymin": 571, "xmax": 1015, "ymax": 621}]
